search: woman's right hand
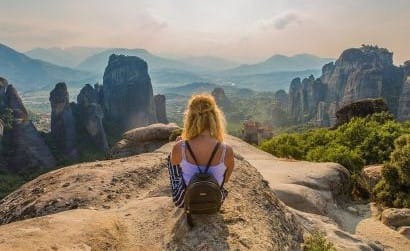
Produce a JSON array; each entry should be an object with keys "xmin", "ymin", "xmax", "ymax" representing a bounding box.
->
[{"xmin": 175, "ymin": 136, "xmax": 182, "ymax": 142}]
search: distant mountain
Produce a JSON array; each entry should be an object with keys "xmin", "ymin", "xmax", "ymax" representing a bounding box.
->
[
  {"xmin": 224, "ymin": 54, "xmax": 334, "ymax": 76},
  {"xmin": 25, "ymin": 47, "xmax": 106, "ymax": 68},
  {"xmin": 179, "ymin": 56, "xmax": 239, "ymax": 71},
  {"xmin": 0, "ymin": 43, "xmax": 97, "ymax": 91},
  {"xmin": 77, "ymin": 48, "xmax": 199, "ymax": 75}
]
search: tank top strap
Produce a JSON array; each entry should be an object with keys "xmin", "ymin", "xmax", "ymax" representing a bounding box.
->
[
  {"xmin": 219, "ymin": 143, "xmax": 227, "ymax": 163},
  {"xmin": 181, "ymin": 141, "xmax": 186, "ymax": 160}
]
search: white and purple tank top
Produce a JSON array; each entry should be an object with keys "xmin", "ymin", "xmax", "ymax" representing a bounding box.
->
[{"xmin": 180, "ymin": 141, "xmax": 227, "ymax": 186}]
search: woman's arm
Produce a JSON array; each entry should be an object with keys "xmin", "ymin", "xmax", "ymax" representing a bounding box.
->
[
  {"xmin": 224, "ymin": 145, "xmax": 235, "ymax": 183},
  {"xmin": 171, "ymin": 141, "xmax": 182, "ymax": 165}
]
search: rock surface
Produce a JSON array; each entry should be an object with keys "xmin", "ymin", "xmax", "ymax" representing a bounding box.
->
[
  {"xmin": 0, "ymin": 77, "xmax": 8, "ymax": 108},
  {"xmin": 398, "ymin": 67, "xmax": 410, "ymax": 121},
  {"xmin": 50, "ymin": 82, "xmax": 78, "ymax": 158},
  {"xmin": 154, "ymin": 94, "xmax": 169, "ymax": 123},
  {"xmin": 110, "ymin": 123, "xmax": 180, "ymax": 158},
  {"xmin": 103, "ymin": 54, "xmax": 157, "ymax": 132},
  {"xmin": 0, "ymin": 144, "xmax": 303, "ymax": 250},
  {"xmin": 335, "ymin": 98, "xmax": 389, "ymax": 126},
  {"xmin": 381, "ymin": 208, "xmax": 410, "ymax": 228}
]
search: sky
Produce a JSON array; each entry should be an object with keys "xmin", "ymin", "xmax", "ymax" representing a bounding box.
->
[{"xmin": 1, "ymin": 0, "xmax": 409, "ymax": 64}]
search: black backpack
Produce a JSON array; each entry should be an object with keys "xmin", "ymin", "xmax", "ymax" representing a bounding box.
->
[{"xmin": 184, "ymin": 141, "xmax": 223, "ymax": 227}]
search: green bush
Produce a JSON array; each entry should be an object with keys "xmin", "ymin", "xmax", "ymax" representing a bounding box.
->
[
  {"xmin": 374, "ymin": 134, "xmax": 410, "ymax": 208},
  {"xmin": 303, "ymin": 230, "xmax": 336, "ymax": 251},
  {"xmin": 259, "ymin": 112, "xmax": 410, "ymax": 203}
]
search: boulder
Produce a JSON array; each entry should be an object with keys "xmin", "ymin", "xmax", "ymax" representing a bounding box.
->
[
  {"xmin": 102, "ymin": 54, "xmax": 157, "ymax": 132},
  {"xmin": 76, "ymin": 84, "xmax": 109, "ymax": 153},
  {"xmin": 335, "ymin": 98, "xmax": 388, "ymax": 127},
  {"xmin": 398, "ymin": 226, "xmax": 410, "ymax": 238},
  {"xmin": 154, "ymin": 94, "xmax": 168, "ymax": 124},
  {"xmin": 360, "ymin": 165, "xmax": 383, "ymax": 195},
  {"xmin": 50, "ymin": 82, "xmax": 78, "ymax": 158},
  {"xmin": 110, "ymin": 123, "xmax": 180, "ymax": 158},
  {"xmin": 381, "ymin": 208, "xmax": 410, "ymax": 228}
]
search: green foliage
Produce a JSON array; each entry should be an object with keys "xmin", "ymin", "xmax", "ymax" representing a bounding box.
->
[
  {"xmin": 374, "ymin": 134, "xmax": 410, "ymax": 208},
  {"xmin": 303, "ymin": 230, "xmax": 336, "ymax": 251},
  {"xmin": 260, "ymin": 112, "xmax": 410, "ymax": 203},
  {"xmin": 260, "ymin": 112, "xmax": 409, "ymax": 175}
]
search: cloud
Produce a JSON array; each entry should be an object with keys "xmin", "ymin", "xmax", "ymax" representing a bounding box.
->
[{"xmin": 258, "ymin": 11, "xmax": 303, "ymax": 30}]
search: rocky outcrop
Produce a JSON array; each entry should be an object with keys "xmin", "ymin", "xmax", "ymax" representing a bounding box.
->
[
  {"xmin": 288, "ymin": 46, "xmax": 409, "ymax": 126},
  {"xmin": 110, "ymin": 123, "xmax": 180, "ymax": 158},
  {"xmin": 6, "ymin": 121, "xmax": 56, "ymax": 172},
  {"xmin": 289, "ymin": 76, "xmax": 326, "ymax": 123},
  {"xmin": 76, "ymin": 84, "xmax": 108, "ymax": 153},
  {"xmin": 0, "ymin": 143, "xmax": 303, "ymax": 250},
  {"xmin": 50, "ymin": 83, "xmax": 78, "ymax": 158},
  {"xmin": 212, "ymin": 87, "xmax": 231, "ymax": 109},
  {"xmin": 103, "ymin": 54, "xmax": 156, "ymax": 132},
  {"xmin": 274, "ymin": 89, "xmax": 289, "ymax": 111},
  {"xmin": 5, "ymin": 85, "xmax": 28, "ymax": 121},
  {"xmin": 153, "ymin": 94, "xmax": 168, "ymax": 124},
  {"xmin": 335, "ymin": 98, "xmax": 389, "ymax": 126},
  {"xmin": 1, "ymin": 81, "xmax": 56, "ymax": 172}
]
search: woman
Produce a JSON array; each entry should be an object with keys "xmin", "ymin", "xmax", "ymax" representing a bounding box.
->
[{"xmin": 168, "ymin": 93, "xmax": 234, "ymax": 208}]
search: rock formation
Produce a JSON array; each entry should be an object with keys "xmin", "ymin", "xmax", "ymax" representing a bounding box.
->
[
  {"xmin": 212, "ymin": 87, "xmax": 231, "ymax": 109},
  {"xmin": 103, "ymin": 54, "xmax": 156, "ymax": 132},
  {"xmin": 398, "ymin": 61, "xmax": 410, "ymax": 121},
  {"xmin": 5, "ymin": 85, "xmax": 28, "ymax": 121},
  {"xmin": 0, "ymin": 77, "xmax": 7, "ymax": 109},
  {"xmin": 288, "ymin": 45, "xmax": 409, "ymax": 126},
  {"xmin": 335, "ymin": 98, "xmax": 389, "ymax": 126},
  {"xmin": 1, "ymin": 81, "xmax": 56, "ymax": 172},
  {"xmin": 110, "ymin": 123, "xmax": 179, "ymax": 158},
  {"xmin": 50, "ymin": 82, "xmax": 78, "ymax": 158},
  {"xmin": 76, "ymin": 84, "xmax": 109, "ymax": 153},
  {"xmin": 153, "ymin": 94, "xmax": 168, "ymax": 123}
]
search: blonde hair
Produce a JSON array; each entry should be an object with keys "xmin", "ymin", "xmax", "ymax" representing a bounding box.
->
[{"xmin": 181, "ymin": 93, "xmax": 226, "ymax": 142}]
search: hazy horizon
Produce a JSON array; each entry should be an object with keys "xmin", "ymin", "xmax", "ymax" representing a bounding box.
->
[{"xmin": 1, "ymin": 0, "xmax": 409, "ymax": 64}]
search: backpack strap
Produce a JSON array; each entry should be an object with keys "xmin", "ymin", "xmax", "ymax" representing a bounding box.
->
[
  {"xmin": 185, "ymin": 141, "xmax": 202, "ymax": 173},
  {"xmin": 205, "ymin": 142, "xmax": 221, "ymax": 173},
  {"xmin": 181, "ymin": 141, "xmax": 187, "ymax": 160},
  {"xmin": 185, "ymin": 141, "xmax": 221, "ymax": 174}
]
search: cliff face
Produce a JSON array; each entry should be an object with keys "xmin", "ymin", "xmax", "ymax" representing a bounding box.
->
[
  {"xmin": 397, "ymin": 62, "xmax": 410, "ymax": 121},
  {"xmin": 103, "ymin": 54, "xmax": 157, "ymax": 132},
  {"xmin": 153, "ymin": 94, "xmax": 168, "ymax": 124},
  {"xmin": 288, "ymin": 46, "xmax": 408, "ymax": 125}
]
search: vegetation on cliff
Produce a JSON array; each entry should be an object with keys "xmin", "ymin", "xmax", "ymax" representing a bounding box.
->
[{"xmin": 260, "ymin": 112, "xmax": 410, "ymax": 206}]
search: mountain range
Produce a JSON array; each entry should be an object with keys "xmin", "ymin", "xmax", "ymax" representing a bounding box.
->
[
  {"xmin": 0, "ymin": 42, "xmax": 333, "ymax": 92},
  {"xmin": 0, "ymin": 43, "xmax": 96, "ymax": 91}
]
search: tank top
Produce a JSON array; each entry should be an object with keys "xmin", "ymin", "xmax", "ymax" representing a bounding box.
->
[{"xmin": 180, "ymin": 141, "xmax": 227, "ymax": 186}]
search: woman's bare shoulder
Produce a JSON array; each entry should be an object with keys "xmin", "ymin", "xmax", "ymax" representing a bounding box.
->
[{"xmin": 171, "ymin": 140, "xmax": 183, "ymax": 164}]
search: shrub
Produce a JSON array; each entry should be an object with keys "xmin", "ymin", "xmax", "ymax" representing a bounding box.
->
[
  {"xmin": 303, "ymin": 230, "xmax": 336, "ymax": 251},
  {"xmin": 374, "ymin": 134, "xmax": 410, "ymax": 208}
]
